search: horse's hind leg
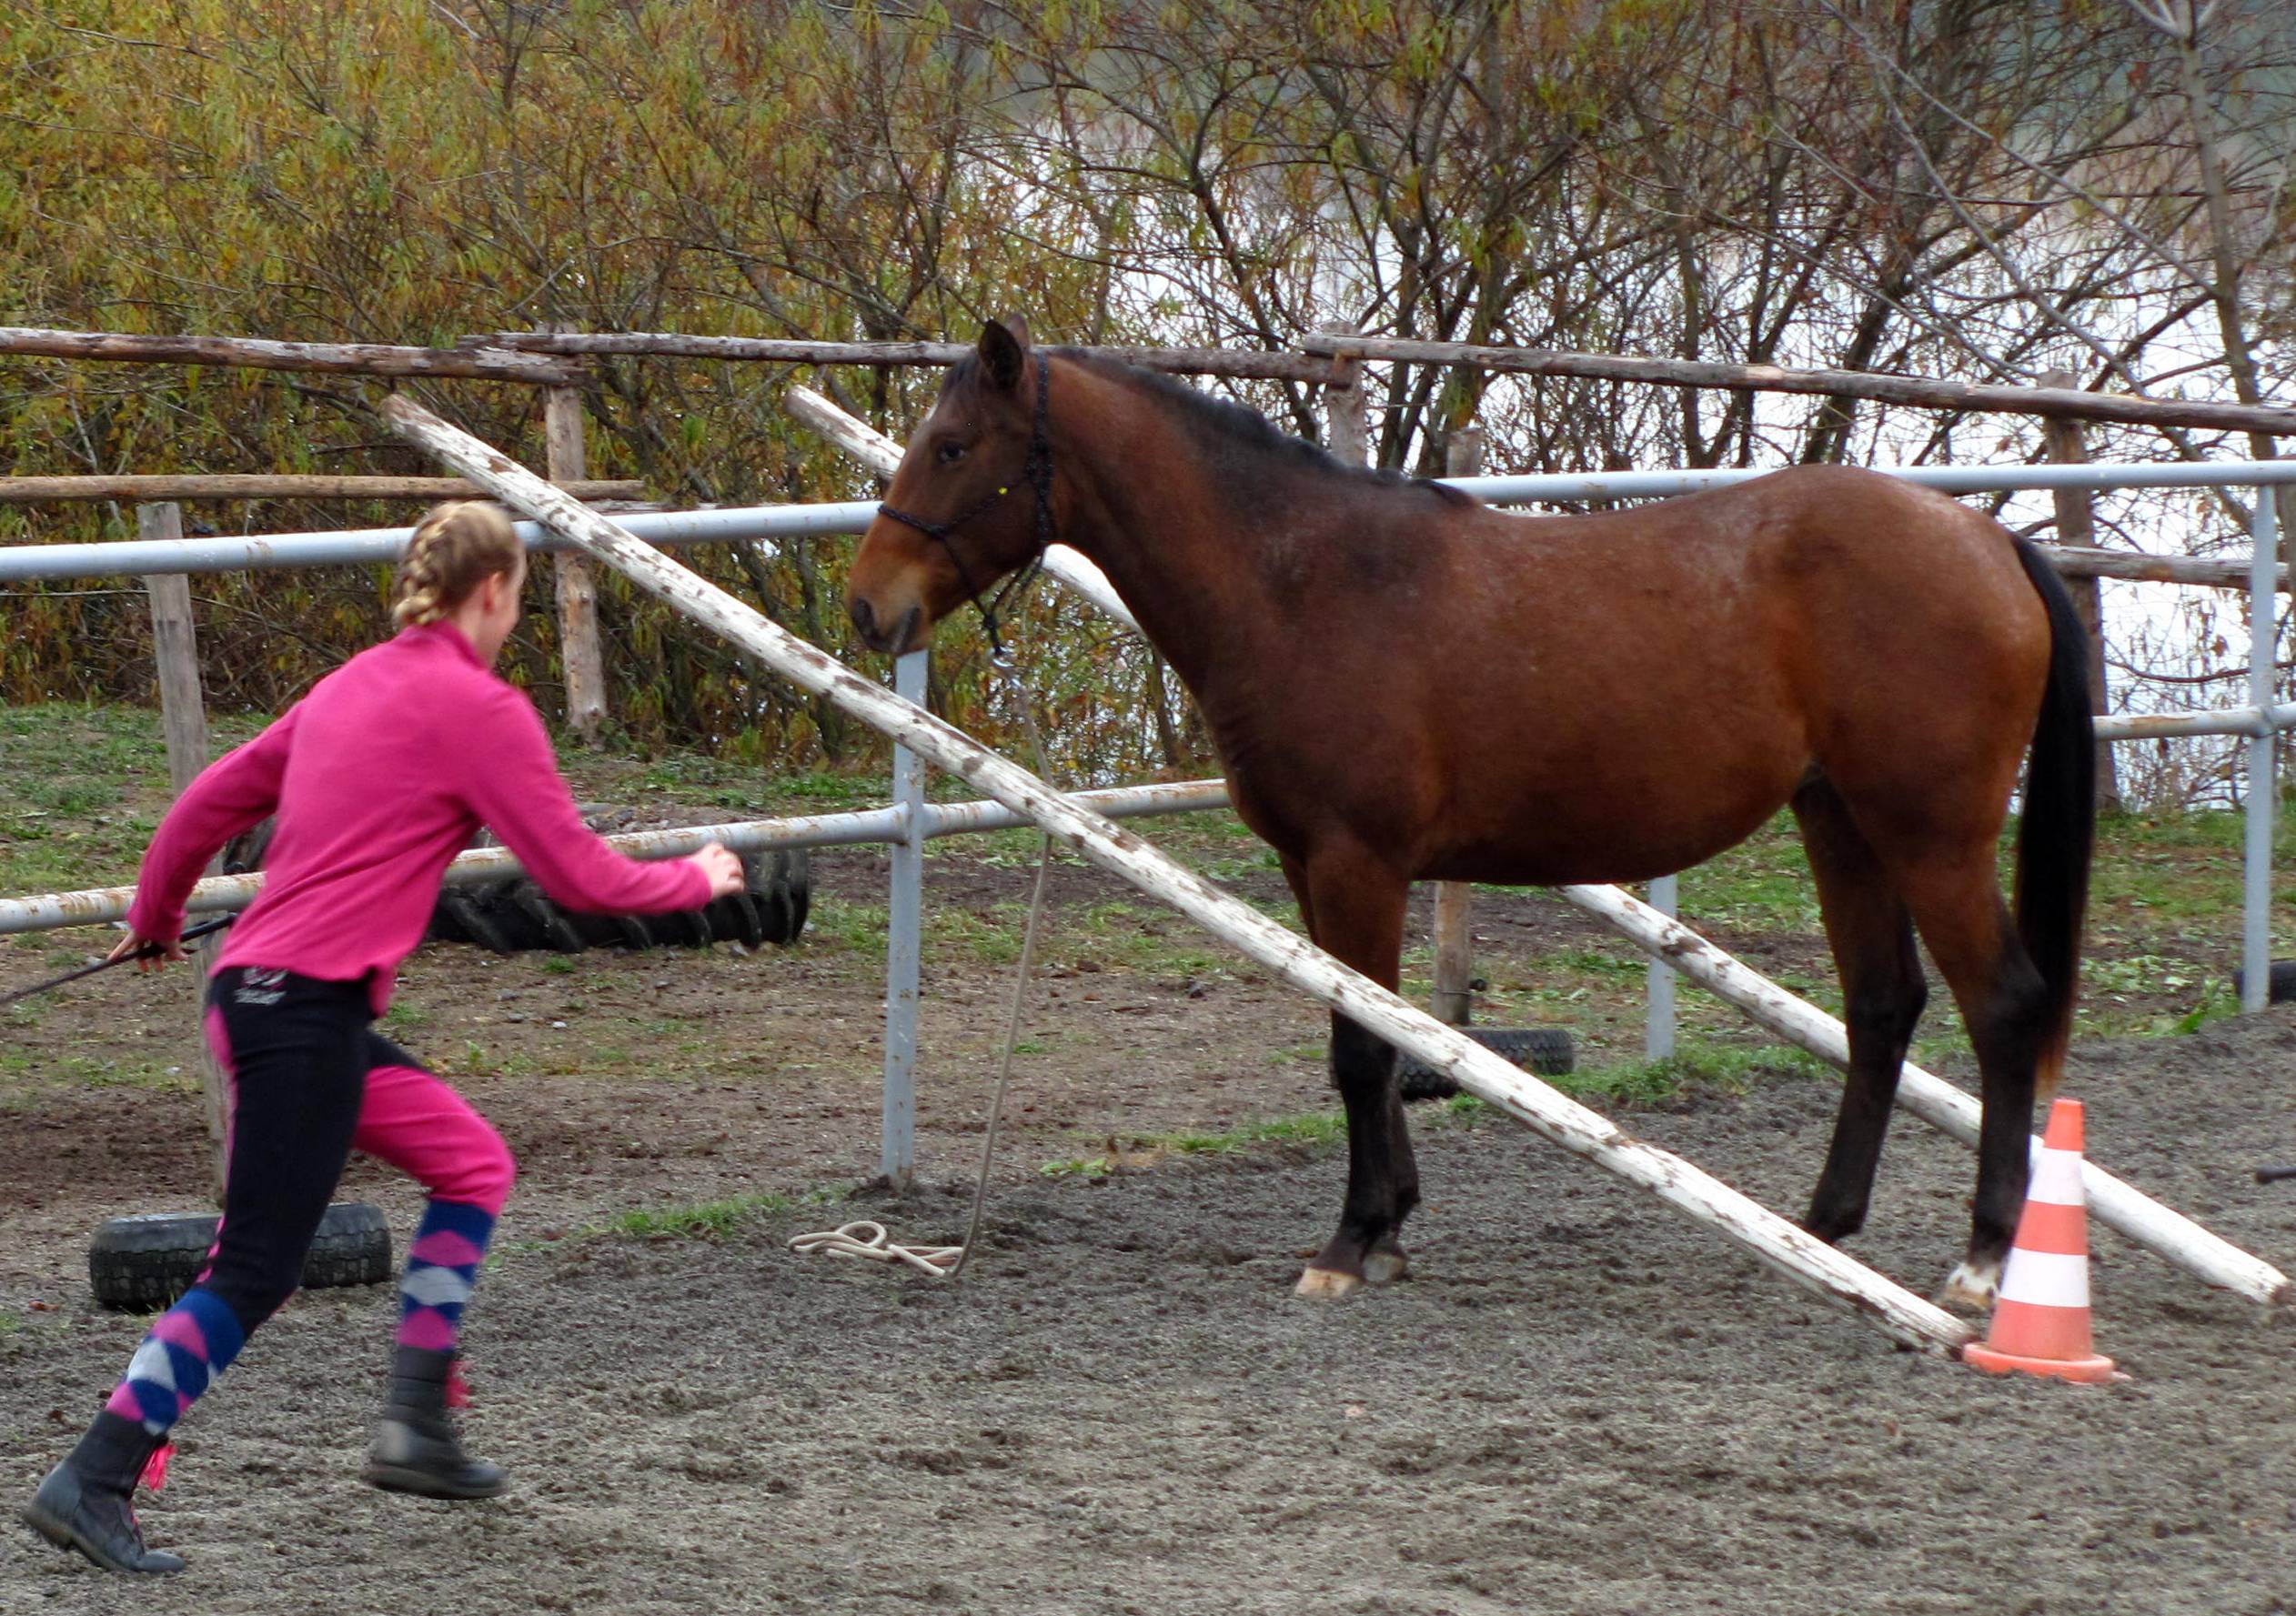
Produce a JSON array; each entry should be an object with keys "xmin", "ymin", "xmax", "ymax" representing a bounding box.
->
[
  {"xmin": 1285, "ymin": 848, "xmax": 1415, "ymax": 1299},
  {"xmin": 1887, "ymin": 852, "xmax": 2053, "ymax": 1308},
  {"xmin": 1792, "ymin": 780, "xmax": 1928, "ymax": 1246}
]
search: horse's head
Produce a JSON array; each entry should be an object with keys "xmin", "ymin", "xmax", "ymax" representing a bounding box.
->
[{"xmin": 847, "ymin": 316, "xmax": 1054, "ymax": 656}]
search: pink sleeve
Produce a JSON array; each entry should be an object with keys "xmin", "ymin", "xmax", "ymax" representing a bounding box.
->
[
  {"xmin": 456, "ymin": 686, "xmax": 714, "ymax": 916},
  {"xmin": 126, "ymin": 703, "xmax": 304, "ymax": 944}
]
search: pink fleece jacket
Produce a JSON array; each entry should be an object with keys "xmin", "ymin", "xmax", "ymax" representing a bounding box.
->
[{"xmin": 126, "ymin": 621, "xmax": 712, "ymax": 1012}]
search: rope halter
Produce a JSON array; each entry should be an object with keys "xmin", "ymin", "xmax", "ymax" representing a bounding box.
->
[{"xmin": 875, "ymin": 352, "xmax": 1056, "ymax": 662}]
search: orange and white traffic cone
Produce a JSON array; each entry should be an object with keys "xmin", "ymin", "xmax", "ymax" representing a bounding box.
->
[{"xmin": 1963, "ymin": 1097, "xmax": 2121, "ymax": 1384}]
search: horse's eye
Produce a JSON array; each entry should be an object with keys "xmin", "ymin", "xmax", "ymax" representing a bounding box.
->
[{"xmin": 936, "ymin": 441, "xmax": 968, "ymax": 466}]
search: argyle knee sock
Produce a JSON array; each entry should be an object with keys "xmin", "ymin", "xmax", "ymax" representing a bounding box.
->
[
  {"xmin": 396, "ymin": 1199, "xmax": 497, "ymax": 1353},
  {"xmin": 102, "ymin": 1287, "xmax": 248, "ymax": 1437}
]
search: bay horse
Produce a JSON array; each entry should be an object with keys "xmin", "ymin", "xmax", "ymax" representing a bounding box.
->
[{"xmin": 847, "ymin": 318, "xmax": 2093, "ymax": 1309}]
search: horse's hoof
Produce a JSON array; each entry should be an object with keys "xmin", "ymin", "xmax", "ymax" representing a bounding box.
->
[
  {"xmin": 1363, "ymin": 1249, "xmax": 1410, "ymax": 1286},
  {"xmin": 1294, "ymin": 1267, "xmax": 1364, "ymax": 1299},
  {"xmin": 1939, "ymin": 1260, "xmax": 2000, "ymax": 1311}
]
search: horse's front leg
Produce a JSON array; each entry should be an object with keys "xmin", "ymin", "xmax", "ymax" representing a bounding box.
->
[{"xmin": 1288, "ymin": 854, "xmax": 1415, "ymax": 1299}]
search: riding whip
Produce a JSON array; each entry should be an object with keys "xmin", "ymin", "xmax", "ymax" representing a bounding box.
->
[{"xmin": 0, "ymin": 914, "xmax": 237, "ymax": 1009}]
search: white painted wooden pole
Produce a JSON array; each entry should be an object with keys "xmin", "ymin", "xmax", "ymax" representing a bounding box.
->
[
  {"xmin": 380, "ymin": 392, "xmax": 1979, "ymax": 1359},
  {"xmin": 1557, "ymin": 881, "xmax": 2291, "ymax": 1305}
]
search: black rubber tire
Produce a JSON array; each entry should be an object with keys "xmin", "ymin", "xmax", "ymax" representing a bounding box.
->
[
  {"xmin": 438, "ymin": 885, "xmax": 518, "ymax": 955},
  {"xmin": 563, "ymin": 908, "xmax": 656, "ymax": 951},
  {"xmin": 2232, "ymin": 959, "xmax": 2296, "ymax": 1006},
  {"xmin": 511, "ymin": 882, "xmax": 589, "ymax": 954},
  {"xmin": 760, "ymin": 848, "xmax": 811, "ymax": 944},
  {"xmin": 1395, "ymin": 1026, "xmax": 1576, "ymax": 1102},
  {"xmin": 220, "ymin": 818, "xmax": 277, "ymax": 878},
  {"xmin": 709, "ymin": 890, "xmax": 768, "ymax": 949},
  {"xmin": 610, "ymin": 913, "xmax": 657, "ymax": 950},
  {"xmin": 88, "ymin": 1201, "xmax": 392, "ymax": 1312},
  {"xmin": 409, "ymin": 818, "xmax": 810, "ymax": 956}
]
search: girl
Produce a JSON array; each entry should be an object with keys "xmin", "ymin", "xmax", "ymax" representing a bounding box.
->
[{"xmin": 22, "ymin": 502, "xmax": 744, "ymax": 1574}]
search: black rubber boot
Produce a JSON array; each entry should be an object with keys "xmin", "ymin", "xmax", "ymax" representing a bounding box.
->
[
  {"xmin": 21, "ymin": 1410, "xmax": 186, "ymax": 1574},
  {"xmin": 363, "ymin": 1346, "xmax": 508, "ymax": 1500}
]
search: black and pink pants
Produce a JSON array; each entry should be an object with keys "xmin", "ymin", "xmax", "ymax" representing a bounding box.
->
[{"xmin": 106, "ymin": 968, "xmax": 515, "ymax": 1435}]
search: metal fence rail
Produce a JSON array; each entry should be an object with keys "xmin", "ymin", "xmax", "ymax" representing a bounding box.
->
[
  {"xmin": 4, "ymin": 456, "xmax": 2291, "ymax": 1146},
  {"xmin": 0, "ymin": 780, "xmax": 1230, "ymax": 937}
]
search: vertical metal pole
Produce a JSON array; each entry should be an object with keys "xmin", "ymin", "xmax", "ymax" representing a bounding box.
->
[
  {"xmin": 1645, "ymin": 874, "xmax": 1678, "ymax": 1060},
  {"xmin": 2243, "ymin": 487, "xmax": 2280, "ymax": 1012},
  {"xmin": 881, "ymin": 648, "xmax": 928, "ymax": 1184},
  {"xmin": 139, "ymin": 503, "xmax": 228, "ymax": 1204}
]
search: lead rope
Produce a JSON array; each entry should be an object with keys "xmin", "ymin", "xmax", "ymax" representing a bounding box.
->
[
  {"xmin": 791, "ymin": 649, "xmax": 1062, "ymax": 1281},
  {"xmin": 944, "ymin": 649, "xmax": 1062, "ymax": 1280}
]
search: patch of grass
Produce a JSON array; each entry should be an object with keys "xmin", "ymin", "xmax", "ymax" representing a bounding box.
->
[
  {"xmin": 2163, "ymin": 979, "xmax": 2240, "ymax": 1036},
  {"xmin": 1041, "ymin": 1110, "xmax": 1350, "ymax": 1179},
  {"xmin": 597, "ymin": 1190, "xmax": 795, "ymax": 1240},
  {"xmin": 930, "ymin": 906, "xmax": 1026, "ymax": 966},
  {"xmin": 1167, "ymin": 1112, "xmax": 1349, "ymax": 1154},
  {"xmin": 1536, "ymin": 946, "xmax": 1652, "ymax": 979},
  {"xmin": 807, "ymin": 897, "xmax": 891, "ymax": 957},
  {"xmin": 1546, "ymin": 1040, "xmax": 1834, "ymax": 1106},
  {"xmin": 1038, "ymin": 1154, "xmax": 1112, "ymax": 1179},
  {"xmin": 1678, "ymin": 817, "xmax": 1823, "ymax": 928},
  {"xmin": 0, "ymin": 704, "xmax": 264, "ymax": 895}
]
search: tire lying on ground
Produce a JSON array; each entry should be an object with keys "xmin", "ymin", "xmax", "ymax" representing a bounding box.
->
[
  {"xmin": 2232, "ymin": 959, "xmax": 2296, "ymax": 1005},
  {"xmin": 89, "ymin": 1201, "xmax": 392, "ymax": 1311},
  {"xmin": 226, "ymin": 814, "xmax": 810, "ymax": 957},
  {"xmin": 1394, "ymin": 1026, "xmax": 1576, "ymax": 1102}
]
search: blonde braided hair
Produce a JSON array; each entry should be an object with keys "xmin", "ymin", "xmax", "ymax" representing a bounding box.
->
[{"xmin": 392, "ymin": 501, "xmax": 524, "ymax": 628}]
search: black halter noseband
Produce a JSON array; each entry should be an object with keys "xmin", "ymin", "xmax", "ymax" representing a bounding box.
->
[{"xmin": 875, "ymin": 352, "xmax": 1055, "ymax": 661}]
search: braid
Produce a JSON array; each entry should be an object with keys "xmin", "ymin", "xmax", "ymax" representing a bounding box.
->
[{"xmin": 392, "ymin": 502, "xmax": 522, "ymax": 627}]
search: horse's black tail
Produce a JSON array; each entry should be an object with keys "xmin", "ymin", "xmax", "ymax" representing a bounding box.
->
[{"xmin": 2009, "ymin": 537, "xmax": 2097, "ymax": 1094}]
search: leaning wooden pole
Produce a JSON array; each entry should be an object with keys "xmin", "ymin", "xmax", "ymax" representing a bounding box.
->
[
  {"xmin": 380, "ymin": 392, "xmax": 1974, "ymax": 1360},
  {"xmin": 1557, "ymin": 883, "xmax": 2291, "ymax": 1305}
]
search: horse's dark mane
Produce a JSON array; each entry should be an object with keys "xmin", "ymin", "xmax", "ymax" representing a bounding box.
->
[{"xmin": 945, "ymin": 348, "xmax": 1475, "ymax": 507}]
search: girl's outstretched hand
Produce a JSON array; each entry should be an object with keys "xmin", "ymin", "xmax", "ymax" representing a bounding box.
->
[
  {"xmin": 688, "ymin": 843, "xmax": 745, "ymax": 899},
  {"xmin": 106, "ymin": 929, "xmax": 186, "ymax": 971}
]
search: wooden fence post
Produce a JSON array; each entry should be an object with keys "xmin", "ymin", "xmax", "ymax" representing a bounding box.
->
[
  {"xmin": 138, "ymin": 502, "xmax": 228, "ymax": 1204},
  {"xmin": 1431, "ymin": 428, "xmax": 1483, "ymax": 1026},
  {"xmin": 2041, "ymin": 370, "xmax": 2120, "ymax": 810},
  {"xmin": 1319, "ymin": 324, "xmax": 1368, "ymax": 464},
  {"xmin": 545, "ymin": 374, "xmax": 608, "ymax": 744}
]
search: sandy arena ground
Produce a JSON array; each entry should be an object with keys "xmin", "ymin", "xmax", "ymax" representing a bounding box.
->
[{"xmin": 3, "ymin": 846, "xmax": 2293, "ymax": 1613}]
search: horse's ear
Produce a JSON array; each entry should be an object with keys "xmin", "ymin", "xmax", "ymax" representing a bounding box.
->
[{"xmin": 978, "ymin": 317, "xmax": 1029, "ymax": 392}]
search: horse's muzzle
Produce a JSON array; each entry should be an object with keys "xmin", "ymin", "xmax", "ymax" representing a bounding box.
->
[{"xmin": 848, "ymin": 596, "xmax": 922, "ymax": 656}]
